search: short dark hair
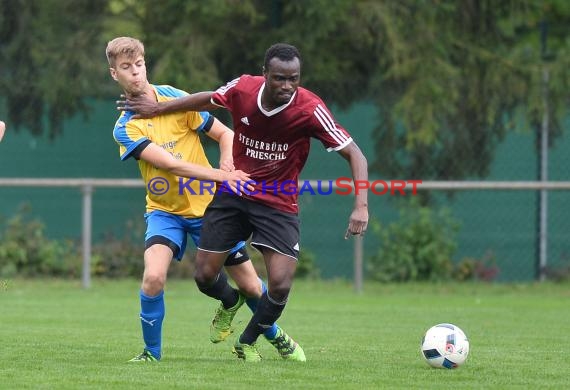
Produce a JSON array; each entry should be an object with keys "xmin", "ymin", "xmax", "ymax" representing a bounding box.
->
[{"xmin": 264, "ymin": 43, "xmax": 301, "ymax": 70}]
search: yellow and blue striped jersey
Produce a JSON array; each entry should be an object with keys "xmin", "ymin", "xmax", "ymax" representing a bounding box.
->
[{"xmin": 113, "ymin": 85, "xmax": 214, "ymax": 218}]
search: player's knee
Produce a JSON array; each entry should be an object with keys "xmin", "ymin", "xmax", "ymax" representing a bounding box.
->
[
  {"xmin": 193, "ymin": 267, "xmax": 216, "ymax": 287},
  {"xmin": 193, "ymin": 270, "xmax": 206, "ymax": 287},
  {"xmin": 142, "ymin": 272, "xmax": 166, "ymax": 295},
  {"xmin": 238, "ymin": 281, "xmax": 262, "ymax": 298},
  {"xmin": 268, "ymin": 285, "xmax": 290, "ymax": 303},
  {"xmin": 267, "ymin": 275, "xmax": 292, "ymax": 300}
]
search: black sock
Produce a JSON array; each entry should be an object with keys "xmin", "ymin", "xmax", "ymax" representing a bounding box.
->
[
  {"xmin": 239, "ymin": 293, "xmax": 286, "ymax": 345},
  {"xmin": 196, "ymin": 272, "xmax": 239, "ymax": 309}
]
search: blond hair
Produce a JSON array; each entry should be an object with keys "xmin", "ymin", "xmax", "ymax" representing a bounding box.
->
[{"xmin": 106, "ymin": 37, "xmax": 145, "ymax": 67}]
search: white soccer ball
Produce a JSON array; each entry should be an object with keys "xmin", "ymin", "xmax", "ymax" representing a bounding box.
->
[{"xmin": 420, "ymin": 323, "xmax": 470, "ymax": 369}]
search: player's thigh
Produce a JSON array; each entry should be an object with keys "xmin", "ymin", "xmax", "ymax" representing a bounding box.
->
[
  {"xmin": 263, "ymin": 249, "xmax": 297, "ymax": 293},
  {"xmin": 194, "ymin": 249, "xmax": 230, "ymax": 282}
]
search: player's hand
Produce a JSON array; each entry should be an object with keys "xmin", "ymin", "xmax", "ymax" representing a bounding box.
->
[
  {"xmin": 219, "ymin": 158, "xmax": 235, "ymax": 172},
  {"xmin": 344, "ymin": 205, "xmax": 368, "ymax": 239},
  {"xmin": 222, "ymin": 170, "xmax": 254, "ymax": 194},
  {"xmin": 219, "ymin": 153, "xmax": 235, "ymax": 172},
  {"xmin": 116, "ymin": 94, "xmax": 159, "ymax": 119}
]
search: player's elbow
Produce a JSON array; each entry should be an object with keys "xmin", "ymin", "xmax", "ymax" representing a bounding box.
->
[{"xmin": 154, "ymin": 158, "xmax": 180, "ymax": 174}]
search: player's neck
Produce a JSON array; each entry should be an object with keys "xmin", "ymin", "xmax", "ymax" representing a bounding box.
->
[{"xmin": 260, "ymin": 88, "xmax": 279, "ymax": 111}]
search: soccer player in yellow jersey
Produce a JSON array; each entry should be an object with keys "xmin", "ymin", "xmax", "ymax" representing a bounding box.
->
[{"xmin": 106, "ymin": 37, "xmax": 303, "ymax": 362}]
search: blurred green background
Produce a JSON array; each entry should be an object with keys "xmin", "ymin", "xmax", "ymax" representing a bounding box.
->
[{"xmin": 1, "ymin": 0, "xmax": 570, "ymax": 281}]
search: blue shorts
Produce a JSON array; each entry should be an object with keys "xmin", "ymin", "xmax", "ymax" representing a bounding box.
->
[{"xmin": 144, "ymin": 210, "xmax": 247, "ymax": 264}]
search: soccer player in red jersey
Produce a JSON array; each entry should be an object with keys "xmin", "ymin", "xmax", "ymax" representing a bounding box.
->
[{"xmin": 119, "ymin": 43, "xmax": 369, "ymax": 362}]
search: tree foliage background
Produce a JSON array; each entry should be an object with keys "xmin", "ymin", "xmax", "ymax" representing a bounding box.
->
[{"xmin": 1, "ymin": 0, "xmax": 569, "ymax": 180}]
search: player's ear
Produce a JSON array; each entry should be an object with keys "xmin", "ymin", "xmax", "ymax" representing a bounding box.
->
[{"xmin": 109, "ymin": 68, "xmax": 118, "ymax": 81}]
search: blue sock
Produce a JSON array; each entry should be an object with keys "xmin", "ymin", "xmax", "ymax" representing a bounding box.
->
[
  {"xmin": 139, "ymin": 290, "xmax": 165, "ymax": 360},
  {"xmin": 245, "ymin": 278, "xmax": 278, "ymax": 339}
]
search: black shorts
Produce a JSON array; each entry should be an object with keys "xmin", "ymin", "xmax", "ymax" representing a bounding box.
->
[
  {"xmin": 224, "ymin": 246, "xmax": 250, "ymax": 266},
  {"xmin": 198, "ymin": 192, "xmax": 300, "ymax": 260}
]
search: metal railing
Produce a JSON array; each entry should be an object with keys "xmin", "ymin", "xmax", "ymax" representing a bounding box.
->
[
  {"xmin": 0, "ymin": 178, "xmax": 142, "ymax": 288},
  {"xmin": 2, "ymin": 178, "xmax": 570, "ymax": 290}
]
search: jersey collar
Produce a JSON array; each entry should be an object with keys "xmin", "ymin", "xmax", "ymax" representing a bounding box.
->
[{"xmin": 257, "ymin": 82, "xmax": 296, "ymax": 117}]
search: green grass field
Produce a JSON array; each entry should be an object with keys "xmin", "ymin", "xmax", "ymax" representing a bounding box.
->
[{"xmin": 2, "ymin": 279, "xmax": 569, "ymax": 389}]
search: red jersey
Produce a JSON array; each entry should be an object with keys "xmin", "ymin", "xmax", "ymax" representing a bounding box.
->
[{"xmin": 212, "ymin": 75, "xmax": 353, "ymax": 213}]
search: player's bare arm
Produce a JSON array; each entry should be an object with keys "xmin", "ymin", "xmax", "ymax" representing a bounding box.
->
[
  {"xmin": 139, "ymin": 142, "xmax": 253, "ymax": 193},
  {"xmin": 338, "ymin": 141, "xmax": 369, "ymax": 238},
  {"xmin": 0, "ymin": 120, "xmax": 5, "ymax": 142},
  {"xmin": 117, "ymin": 91, "xmax": 217, "ymax": 119},
  {"xmin": 206, "ymin": 118, "xmax": 235, "ymax": 172}
]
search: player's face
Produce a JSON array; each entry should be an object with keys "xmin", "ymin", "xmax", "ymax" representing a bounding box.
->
[
  {"xmin": 264, "ymin": 57, "xmax": 301, "ymax": 108},
  {"xmin": 110, "ymin": 54, "xmax": 148, "ymax": 97}
]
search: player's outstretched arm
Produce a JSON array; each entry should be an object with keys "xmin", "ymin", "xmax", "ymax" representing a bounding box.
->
[
  {"xmin": 117, "ymin": 91, "xmax": 217, "ymax": 119},
  {"xmin": 337, "ymin": 141, "xmax": 369, "ymax": 238},
  {"xmin": 140, "ymin": 142, "xmax": 252, "ymax": 193}
]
